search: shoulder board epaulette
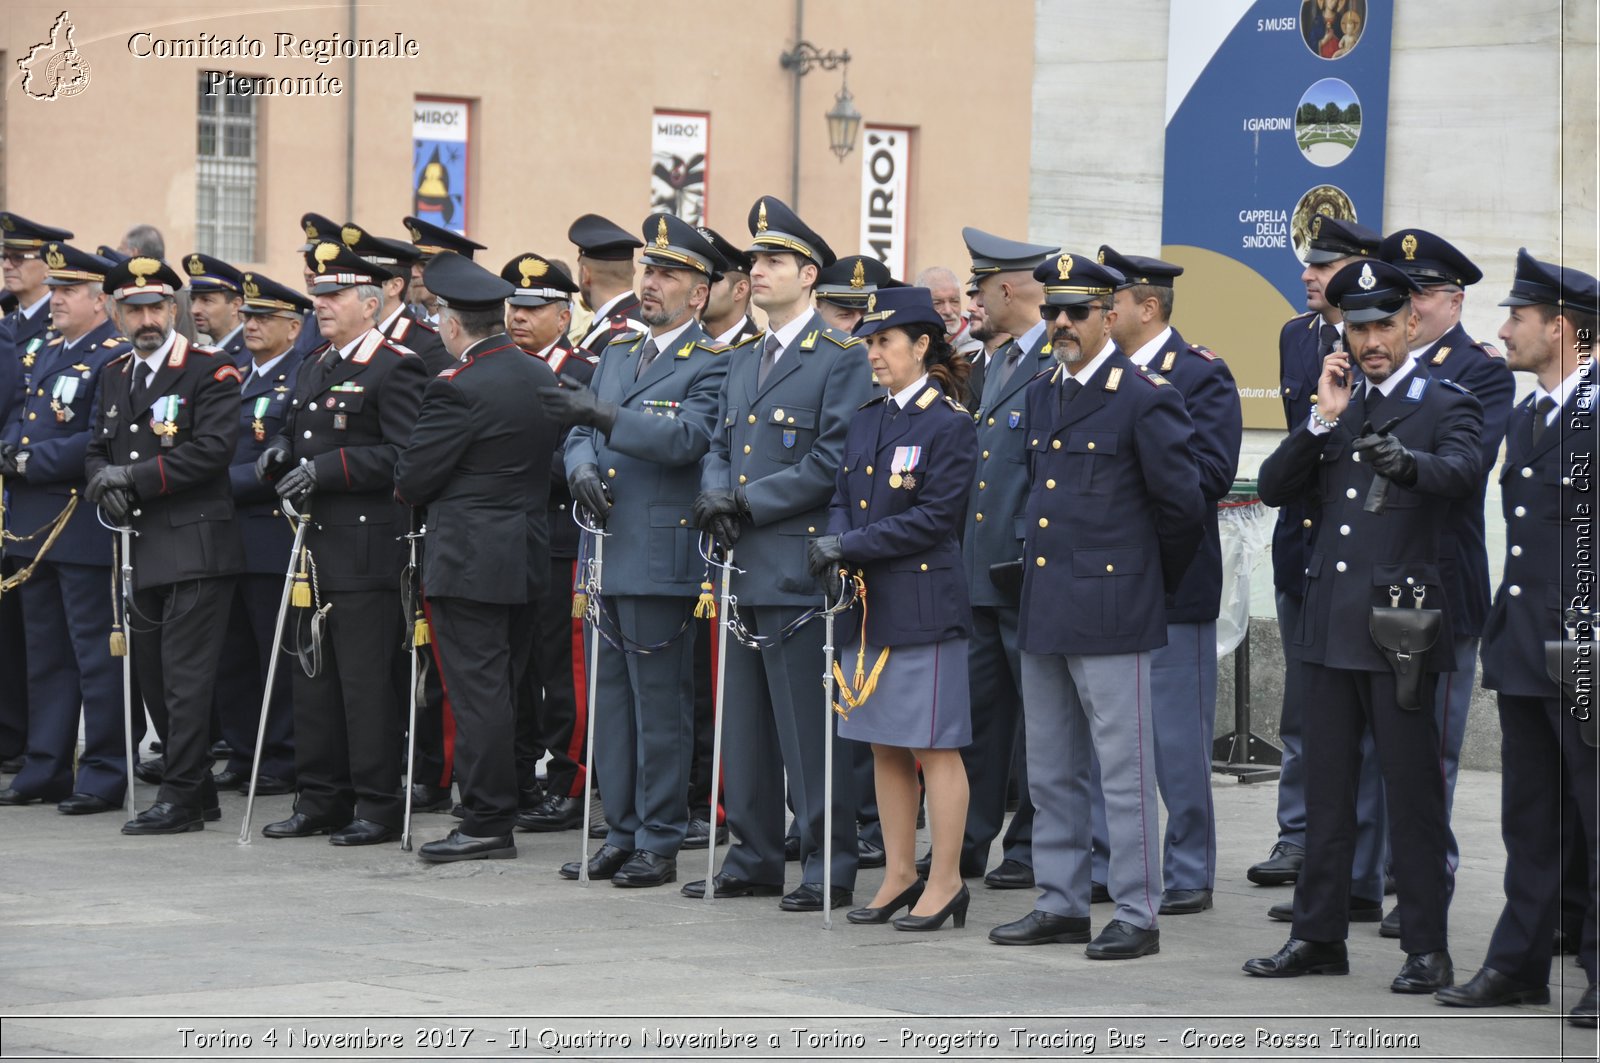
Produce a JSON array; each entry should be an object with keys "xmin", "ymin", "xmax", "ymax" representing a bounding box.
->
[
  {"xmin": 943, "ymin": 395, "xmax": 969, "ymax": 414},
  {"xmin": 410, "ymin": 317, "xmax": 438, "ymax": 335},
  {"xmin": 915, "ymin": 386, "xmax": 938, "ymax": 409},
  {"xmin": 608, "ymin": 330, "xmax": 641, "ymax": 345},
  {"xmin": 106, "ymin": 351, "xmax": 132, "ymax": 368},
  {"xmin": 1439, "ymin": 379, "xmax": 1471, "ymax": 396},
  {"xmin": 1478, "ymin": 341, "xmax": 1503, "ymax": 359},
  {"xmin": 385, "ymin": 341, "xmax": 415, "ymax": 358},
  {"xmin": 1134, "ymin": 366, "xmax": 1168, "ymax": 387},
  {"xmin": 438, "ymin": 363, "xmax": 462, "ymax": 380},
  {"xmin": 819, "ymin": 329, "xmax": 863, "ymax": 348},
  {"xmin": 191, "ymin": 343, "xmax": 224, "ymax": 358},
  {"xmin": 858, "ymin": 393, "xmax": 889, "ymax": 409},
  {"xmin": 695, "ymin": 341, "xmax": 728, "ymax": 354},
  {"xmin": 723, "ymin": 332, "xmax": 764, "ymax": 352},
  {"xmin": 47, "ymin": 336, "xmax": 63, "ymax": 346},
  {"xmin": 213, "ymin": 363, "xmax": 243, "ymax": 384},
  {"xmin": 1295, "ymin": 311, "xmax": 1316, "ymax": 325},
  {"xmin": 1187, "ymin": 343, "xmax": 1218, "ymax": 361}
]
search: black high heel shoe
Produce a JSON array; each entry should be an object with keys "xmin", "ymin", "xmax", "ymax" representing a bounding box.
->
[
  {"xmin": 894, "ymin": 883, "xmax": 970, "ymax": 931},
  {"xmin": 846, "ymin": 879, "xmax": 925, "ymax": 924}
]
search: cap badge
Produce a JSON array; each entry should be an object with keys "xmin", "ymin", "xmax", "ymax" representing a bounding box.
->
[
  {"xmin": 518, "ymin": 256, "xmax": 548, "ymax": 287},
  {"xmin": 243, "ymin": 276, "xmax": 261, "ymax": 300},
  {"xmin": 756, "ymin": 201, "xmax": 769, "ymax": 233},
  {"xmin": 1096, "ymin": 249, "xmax": 1106, "ymax": 264},
  {"xmin": 186, "ymin": 254, "xmax": 205, "ymax": 277},
  {"xmin": 408, "ymin": 223, "xmax": 423, "ymax": 242},
  {"xmin": 340, "ymin": 224, "xmax": 362, "ymax": 248},
  {"xmin": 1357, "ymin": 262, "xmax": 1377, "ymax": 291},
  {"xmin": 655, "ymin": 217, "xmax": 670, "ymax": 249},
  {"xmin": 0, "ymin": 216, "xmax": 15, "ymax": 233},
  {"xmin": 1401, "ymin": 233, "xmax": 1418, "ymax": 261},
  {"xmin": 45, "ymin": 244, "xmax": 65, "ymax": 270},
  {"xmin": 1057, "ymin": 254, "xmax": 1073, "ymax": 281},
  {"xmin": 1311, "ymin": 215, "xmax": 1324, "ymax": 239},
  {"xmin": 314, "ymin": 242, "xmax": 342, "ymax": 270},
  {"xmin": 850, "ymin": 260, "xmax": 865, "ymax": 289},
  {"xmin": 129, "ymin": 257, "xmax": 160, "ymax": 287},
  {"xmin": 867, "ymin": 293, "xmax": 877, "ymax": 313},
  {"xmin": 303, "ymin": 220, "xmax": 318, "ymax": 240}
]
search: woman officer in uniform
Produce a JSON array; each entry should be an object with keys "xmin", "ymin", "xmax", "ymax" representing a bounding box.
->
[{"xmin": 807, "ymin": 286, "xmax": 978, "ymax": 930}]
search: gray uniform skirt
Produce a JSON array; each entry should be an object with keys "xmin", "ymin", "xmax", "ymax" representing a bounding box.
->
[{"xmin": 836, "ymin": 637, "xmax": 972, "ymax": 750}]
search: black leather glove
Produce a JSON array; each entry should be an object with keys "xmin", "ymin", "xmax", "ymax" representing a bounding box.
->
[
  {"xmin": 101, "ymin": 486, "xmax": 133, "ymax": 524},
  {"xmin": 710, "ymin": 514, "xmax": 742, "ymax": 548},
  {"xmin": 1352, "ymin": 432, "xmax": 1418, "ymax": 486},
  {"xmin": 275, "ymin": 461, "xmax": 318, "ymax": 502},
  {"xmin": 568, "ymin": 464, "xmax": 611, "ymax": 525},
  {"xmin": 255, "ymin": 444, "xmax": 290, "ymax": 482},
  {"xmin": 85, "ymin": 465, "xmax": 135, "ymax": 504},
  {"xmin": 806, "ymin": 535, "xmax": 845, "ymax": 579},
  {"xmin": 0, "ymin": 442, "xmax": 19, "ymax": 478},
  {"xmin": 539, "ymin": 377, "xmax": 619, "ymax": 435},
  {"xmin": 692, "ymin": 488, "xmax": 740, "ymax": 532}
]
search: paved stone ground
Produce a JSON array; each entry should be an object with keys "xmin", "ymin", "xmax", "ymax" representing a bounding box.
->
[{"xmin": 0, "ymin": 766, "xmax": 1594, "ymax": 1061}]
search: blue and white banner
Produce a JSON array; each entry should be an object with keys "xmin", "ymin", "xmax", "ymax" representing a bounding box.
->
[{"xmin": 1161, "ymin": 0, "xmax": 1391, "ymax": 428}]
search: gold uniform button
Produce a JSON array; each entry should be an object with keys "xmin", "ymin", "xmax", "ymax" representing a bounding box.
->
[
  {"xmin": 919, "ymin": 563, "xmax": 928, "ymax": 572},
  {"xmin": 978, "ymin": 481, "xmax": 986, "ymax": 490},
  {"xmin": 607, "ymin": 468, "xmax": 617, "ymax": 477},
  {"xmin": 859, "ymin": 499, "xmax": 867, "ymax": 509},
  {"xmin": 743, "ymin": 444, "xmax": 751, "ymax": 454},
  {"xmin": 1336, "ymin": 561, "xmax": 1347, "ymax": 572},
  {"xmin": 747, "ymin": 414, "xmax": 756, "ymax": 424},
  {"xmin": 1045, "ymin": 478, "xmax": 1056, "ymax": 489},
  {"xmin": 1035, "ymin": 557, "xmax": 1046, "ymax": 567},
  {"xmin": 981, "ymin": 450, "xmax": 989, "ymax": 459},
  {"xmin": 974, "ymin": 513, "xmax": 984, "ymax": 522},
  {"xmin": 1513, "ymin": 506, "xmax": 1526, "ymax": 517},
  {"xmin": 35, "ymin": 388, "xmax": 43, "ymax": 397},
  {"xmin": 1509, "ymin": 584, "xmax": 1522, "ymax": 597},
  {"xmin": 866, "ymin": 465, "xmax": 873, "ymax": 475},
  {"xmin": 1038, "ymin": 518, "xmax": 1048, "ymax": 528},
  {"xmin": 1521, "ymin": 467, "xmax": 1533, "ymax": 478},
  {"xmin": 1346, "ymin": 488, "xmax": 1357, "ymax": 499},
  {"xmin": 1087, "ymin": 441, "xmax": 1095, "ymax": 450},
  {"xmin": 69, "ymin": 488, "xmax": 78, "ymax": 496},
  {"xmin": 27, "ymin": 412, "xmax": 36, "ymax": 420},
  {"xmin": 807, "ymin": 526, "xmax": 815, "ymax": 533},
  {"xmin": 1302, "ymin": 518, "xmax": 1313, "ymax": 528},
  {"xmin": 987, "ymin": 417, "xmax": 996, "ymax": 426},
  {"xmin": 679, "ymin": 518, "xmax": 688, "ymax": 526},
  {"xmin": 1051, "ymin": 440, "xmax": 1061, "ymax": 450},
  {"xmin": 1105, "ymin": 563, "xmax": 1114, "ymax": 573},
  {"xmin": 19, "ymin": 436, "xmax": 29, "ymax": 444},
  {"xmin": 738, "ymin": 474, "xmax": 747, "ymax": 484},
  {"xmin": 1511, "ymin": 545, "xmax": 1522, "ymax": 556}
]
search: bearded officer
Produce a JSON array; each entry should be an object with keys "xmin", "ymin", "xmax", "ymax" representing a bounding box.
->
[
  {"xmin": 211, "ymin": 272, "xmax": 309, "ymax": 796},
  {"xmin": 540, "ymin": 214, "xmax": 728, "ymax": 887},
  {"xmin": 685, "ymin": 196, "xmax": 872, "ymax": 911},
  {"xmin": 255, "ymin": 241, "xmax": 427, "ymax": 845},
  {"xmin": 84, "ymin": 255, "xmax": 246, "ymax": 834},
  {"xmin": 397, "ymin": 252, "xmax": 560, "ymax": 862},
  {"xmin": 181, "ymin": 252, "xmax": 248, "ymax": 367},
  {"xmin": 502, "ymin": 252, "xmax": 594, "ymax": 832},
  {"xmin": 989, "ymin": 252, "xmax": 1204, "ymax": 958}
]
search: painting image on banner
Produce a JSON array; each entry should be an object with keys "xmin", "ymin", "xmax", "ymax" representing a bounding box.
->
[
  {"xmin": 413, "ymin": 98, "xmax": 469, "ymax": 232},
  {"xmin": 1161, "ymin": 0, "xmax": 1390, "ymax": 428},
  {"xmin": 651, "ymin": 111, "xmax": 708, "ymax": 224},
  {"xmin": 858, "ymin": 126, "xmax": 911, "ymax": 281}
]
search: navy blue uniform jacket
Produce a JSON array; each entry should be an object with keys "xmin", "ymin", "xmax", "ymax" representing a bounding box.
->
[
  {"xmin": 227, "ymin": 349, "xmax": 302, "ymax": 576},
  {"xmin": 827, "ymin": 380, "xmax": 976, "ymax": 647}
]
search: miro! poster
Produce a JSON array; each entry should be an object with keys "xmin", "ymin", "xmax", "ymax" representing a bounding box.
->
[
  {"xmin": 413, "ymin": 97, "xmax": 471, "ymax": 233},
  {"xmin": 1162, "ymin": 0, "xmax": 1391, "ymax": 429},
  {"xmin": 651, "ymin": 110, "xmax": 709, "ymax": 225}
]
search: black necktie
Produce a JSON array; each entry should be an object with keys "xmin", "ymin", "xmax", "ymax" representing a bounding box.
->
[
  {"xmin": 1532, "ymin": 395, "xmax": 1557, "ymax": 447},
  {"xmin": 131, "ymin": 363, "xmax": 154, "ymax": 408},
  {"xmin": 1365, "ymin": 384, "xmax": 1384, "ymax": 423},
  {"xmin": 1317, "ymin": 322, "xmax": 1341, "ymax": 358},
  {"xmin": 633, "ymin": 337, "xmax": 660, "ymax": 381},
  {"xmin": 1059, "ymin": 375, "xmax": 1083, "ymax": 417},
  {"xmin": 757, "ymin": 333, "xmax": 781, "ymax": 388}
]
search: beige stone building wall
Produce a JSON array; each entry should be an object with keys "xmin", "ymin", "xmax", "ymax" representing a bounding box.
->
[{"xmin": 0, "ymin": 0, "xmax": 1034, "ymax": 289}]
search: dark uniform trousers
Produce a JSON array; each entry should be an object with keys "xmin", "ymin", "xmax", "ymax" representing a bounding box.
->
[
  {"xmin": 964, "ymin": 605, "xmax": 1031, "ymax": 868},
  {"xmin": 212, "ymin": 574, "xmax": 296, "ymax": 780},
  {"xmin": 1260, "ymin": 369, "xmax": 1483, "ymax": 954},
  {"xmin": 132, "ymin": 576, "xmax": 234, "ymax": 807},
  {"xmin": 517, "ymin": 558, "xmax": 586, "ymax": 798},
  {"xmin": 5, "ymin": 320, "xmax": 132, "ymax": 801}
]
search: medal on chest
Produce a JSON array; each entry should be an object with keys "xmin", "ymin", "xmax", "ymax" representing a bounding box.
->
[
  {"xmin": 889, "ymin": 445, "xmax": 922, "ymax": 490},
  {"xmin": 252, "ymin": 396, "xmax": 270, "ymax": 442},
  {"xmin": 151, "ymin": 395, "xmax": 180, "ymax": 447}
]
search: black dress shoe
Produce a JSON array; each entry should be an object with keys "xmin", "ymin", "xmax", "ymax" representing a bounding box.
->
[
  {"xmin": 847, "ymin": 879, "xmax": 925, "ymax": 924},
  {"xmin": 611, "ymin": 849, "xmax": 676, "ymax": 887},
  {"xmin": 0, "ymin": 755, "xmax": 23, "ymax": 774},
  {"xmin": 147, "ymin": 738, "xmax": 163, "ymax": 754},
  {"xmin": 213, "ymin": 767, "xmax": 249, "ymax": 790},
  {"xmin": 1087, "ymin": 919, "xmax": 1160, "ymax": 959},
  {"xmin": 984, "ymin": 858, "xmax": 1035, "ymax": 890},
  {"xmin": 1380, "ymin": 905, "xmax": 1402, "ymax": 939},
  {"xmin": 418, "ymin": 828, "xmax": 515, "ymax": 863},
  {"xmin": 1269, "ymin": 896, "xmax": 1382, "ymax": 923},
  {"xmin": 408, "ymin": 782, "xmax": 453, "ymax": 814},
  {"xmin": 783, "ymin": 834, "xmax": 800, "ymax": 861},
  {"xmin": 914, "ymin": 849, "xmax": 933, "ymax": 877},
  {"xmin": 1159, "ymin": 888, "xmax": 1213, "ymax": 915},
  {"xmin": 681, "ymin": 816, "xmax": 728, "ymax": 849},
  {"xmin": 1391, "ymin": 950, "xmax": 1453, "ymax": 993},
  {"xmin": 1091, "ymin": 881, "xmax": 1111, "ymax": 904},
  {"xmin": 1246, "ymin": 840, "xmax": 1304, "ymax": 885},
  {"xmin": 559, "ymin": 843, "xmax": 631, "ymax": 881},
  {"xmin": 778, "ymin": 883, "xmax": 853, "ymax": 911},
  {"xmin": 1243, "ymin": 938, "xmax": 1349, "ymax": 977},
  {"xmin": 121, "ymin": 801, "xmax": 203, "ymax": 835},
  {"xmin": 329, "ymin": 818, "xmax": 396, "ymax": 846},
  {"xmin": 1556, "ymin": 927, "xmax": 1581, "ymax": 955},
  {"xmin": 246, "ymin": 774, "xmax": 294, "ymax": 796},
  {"xmin": 1435, "ymin": 967, "xmax": 1550, "ymax": 1007},
  {"xmin": 1384, "ymin": 871, "xmax": 1396, "ymax": 895},
  {"xmin": 516, "ymin": 793, "xmax": 583, "ymax": 832},
  {"xmin": 895, "ymin": 884, "xmax": 970, "ymax": 932},
  {"xmin": 681, "ymin": 872, "xmax": 785, "ymax": 899},
  {"xmin": 1570, "ymin": 983, "xmax": 1597, "ymax": 1028},
  {"xmin": 857, "ymin": 837, "xmax": 886, "ymax": 868},
  {"xmin": 209, "ymin": 740, "xmax": 233, "ymax": 759},
  {"xmin": 0, "ymin": 788, "xmax": 42, "ymax": 805},
  {"xmin": 132, "ymin": 757, "xmax": 165, "ymax": 784},
  {"xmin": 57, "ymin": 792, "xmax": 117, "ymax": 815},
  {"xmin": 989, "ymin": 910, "xmax": 1091, "ymax": 946},
  {"xmin": 262, "ymin": 812, "xmax": 342, "ymax": 838}
]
